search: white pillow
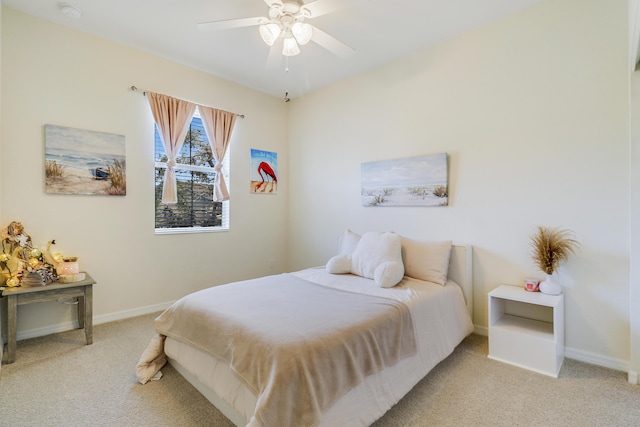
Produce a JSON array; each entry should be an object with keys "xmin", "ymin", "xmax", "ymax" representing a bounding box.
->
[
  {"xmin": 325, "ymin": 230, "xmax": 360, "ymax": 275},
  {"xmin": 374, "ymin": 261, "xmax": 405, "ymax": 289},
  {"xmin": 326, "ymin": 254, "xmax": 352, "ymax": 274},
  {"xmin": 351, "ymin": 231, "xmax": 404, "ymax": 287},
  {"xmin": 401, "ymin": 238, "xmax": 452, "ymax": 285},
  {"xmin": 339, "ymin": 229, "xmax": 361, "ymax": 255}
]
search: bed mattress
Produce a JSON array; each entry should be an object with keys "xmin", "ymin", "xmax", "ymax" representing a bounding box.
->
[{"xmin": 163, "ymin": 267, "xmax": 473, "ymax": 427}]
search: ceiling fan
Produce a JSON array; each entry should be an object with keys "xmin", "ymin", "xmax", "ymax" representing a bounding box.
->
[{"xmin": 197, "ymin": 0, "xmax": 361, "ymax": 67}]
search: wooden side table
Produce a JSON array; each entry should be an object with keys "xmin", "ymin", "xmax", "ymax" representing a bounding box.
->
[{"xmin": 1, "ymin": 273, "xmax": 96, "ymax": 364}]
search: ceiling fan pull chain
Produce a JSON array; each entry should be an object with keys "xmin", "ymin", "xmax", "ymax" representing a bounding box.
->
[{"xmin": 284, "ymin": 57, "xmax": 291, "ymax": 102}]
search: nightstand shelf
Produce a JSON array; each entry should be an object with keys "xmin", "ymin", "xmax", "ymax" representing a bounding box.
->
[
  {"xmin": 492, "ymin": 313, "xmax": 554, "ymax": 337},
  {"xmin": 488, "ymin": 285, "xmax": 564, "ymax": 377}
]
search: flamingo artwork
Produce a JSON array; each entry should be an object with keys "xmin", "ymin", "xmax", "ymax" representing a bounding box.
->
[
  {"xmin": 255, "ymin": 162, "xmax": 277, "ymax": 193},
  {"xmin": 250, "ymin": 149, "xmax": 278, "ymax": 194}
]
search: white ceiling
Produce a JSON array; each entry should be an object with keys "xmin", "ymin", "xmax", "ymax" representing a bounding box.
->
[{"xmin": 2, "ymin": 0, "xmax": 544, "ymax": 99}]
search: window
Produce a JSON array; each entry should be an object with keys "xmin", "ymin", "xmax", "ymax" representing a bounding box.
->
[{"xmin": 154, "ymin": 108, "xmax": 229, "ymax": 233}]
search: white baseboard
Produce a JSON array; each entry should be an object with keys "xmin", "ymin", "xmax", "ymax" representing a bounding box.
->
[
  {"xmin": 564, "ymin": 346, "xmax": 629, "ymax": 373},
  {"xmin": 93, "ymin": 301, "xmax": 174, "ymax": 326},
  {"xmin": 474, "ymin": 324, "xmax": 488, "ymax": 336},
  {"xmin": 14, "ymin": 301, "xmax": 174, "ymax": 342}
]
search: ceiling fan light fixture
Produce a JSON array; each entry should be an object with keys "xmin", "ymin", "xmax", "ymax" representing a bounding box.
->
[
  {"xmin": 282, "ymin": 37, "xmax": 300, "ymax": 56},
  {"xmin": 291, "ymin": 22, "xmax": 312, "ymax": 45},
  {"xmin": 259, "ymin": 23, "xmax": 282, "ymax": 46}
]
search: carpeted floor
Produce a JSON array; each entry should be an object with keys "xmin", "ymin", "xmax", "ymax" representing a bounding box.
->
[{"xmin": 0, "ymin": 312, "xmax": 638, "ymax": 426}]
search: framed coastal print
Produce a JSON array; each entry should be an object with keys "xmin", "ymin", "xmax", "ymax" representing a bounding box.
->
[
  {"xmin": 361, "ymin": 153, "xmax": 448, "ymax": 207},
  {"xmin": 44, "ymin": 124, "xmax": 126, "ymax": 196},
  {"xmin": 250, "ymin": 149, "xmax": 278, "ymax": 194}
]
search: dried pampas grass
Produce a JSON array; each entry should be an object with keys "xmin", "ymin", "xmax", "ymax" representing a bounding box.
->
[{"xmin": 531, "ymin": 226, "xmax": 579, "ymax": 275}]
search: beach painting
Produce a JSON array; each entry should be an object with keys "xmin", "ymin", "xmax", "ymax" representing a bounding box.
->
[
  {"xmin": 45, "ymin": 124, "xmax": 126, "ymax": 196},
  {"xmin": 250, "ymin": 149, "xmax": 278, "ymax": 194},
  {"xmin": 361, "ymin": 153, "xmax": 448, "ymax": 207}
]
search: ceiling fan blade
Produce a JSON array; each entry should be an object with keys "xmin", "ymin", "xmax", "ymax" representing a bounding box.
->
[
  {"xmin": 266, "ymin": 39, "xmax": 284, "ymax": 69},
  {"xmin": 264, "ymin": 0, "xmax": 283, "ymax": 7},
  {"xmin": 197, "ymin": 17, "xmax": 264, "ymax": 31},
  {"xmin": 302, "ymin": 0, "xmax": 368, "ymax": 18},
  {"xmin": 310, "ymin": 25, "xmax": 354, "ymax": 59}
]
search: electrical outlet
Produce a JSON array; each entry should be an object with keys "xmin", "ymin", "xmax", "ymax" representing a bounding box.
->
[{"xmin": 269, "ymin": 258, "xmax": 275, "ymax": 269}]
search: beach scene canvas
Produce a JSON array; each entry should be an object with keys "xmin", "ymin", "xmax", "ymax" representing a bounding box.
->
[
  {"xmin": 45, "ymin": 124, "xmax": 126, "ymax": 196},
  {"xmin": 250, "ymin": 149, "xmax": 278, "ymax": 194},
  {"xmin": 361, "ymin": 153, "xmax": 448, "ymax": 207}
]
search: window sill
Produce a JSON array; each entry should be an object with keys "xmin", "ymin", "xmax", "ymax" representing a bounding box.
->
[{"xmin": 155, "ymin": 226, "xmax": 229, "ymax": 235}]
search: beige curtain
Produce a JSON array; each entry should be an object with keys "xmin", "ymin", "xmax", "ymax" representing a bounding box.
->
[
  {"xmin": 198, "ymin": 105, "xmax": 237, "ymax": 201},
  {"xmin": 147, "ymin": 92, "xmax": 196, "ymax": 204}
]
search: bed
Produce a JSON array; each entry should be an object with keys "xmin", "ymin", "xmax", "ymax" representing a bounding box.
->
[{"xmin": 137, "ymin": 231, "xmax": 474, "ymax": 427}]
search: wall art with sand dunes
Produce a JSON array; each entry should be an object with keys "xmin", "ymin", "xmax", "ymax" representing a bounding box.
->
[
  {"xmin": 44, "ymin": 124, "xmax": 126, "ymax": 196},
  {"xmin": 361, "ymin": 153, "xmax": 448, "ymax": 207}
]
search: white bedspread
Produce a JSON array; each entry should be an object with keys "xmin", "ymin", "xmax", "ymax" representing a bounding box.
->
[{"xmin": 143, "ymin": 268, "xmax": 474, "ymax": 427}]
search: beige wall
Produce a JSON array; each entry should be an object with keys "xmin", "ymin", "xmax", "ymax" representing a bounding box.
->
[
  {"xmin": 0, "ymin": 4, "xmax": 3, "ymax": 364},
  {"xmin": 0, "ymin": 5, "xmax": 2, "ymax": 220},
  {"xmin": 0, "ymin": 9, "xmax": 289, "ymax": 335},
  {"xmin": 629, "ymin": 0, "xmax": 640, "ymax": 384},
  {"xmin": 289, "ymin": 0, "xmax": 631, "ymax": 369},
  {"xmin": 630, "ymin": 69, "xmax": 640, "ymax": 382}
]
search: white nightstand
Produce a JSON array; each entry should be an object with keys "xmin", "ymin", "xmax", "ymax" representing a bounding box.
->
[{"xmin": 488, "ymin": 285, "xmax": 564, "ymax": 377}]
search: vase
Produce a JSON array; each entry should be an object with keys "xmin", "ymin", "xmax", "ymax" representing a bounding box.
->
[{"xmin": 539, "ymin": 273, "xmax": 562, "ymax": 295}]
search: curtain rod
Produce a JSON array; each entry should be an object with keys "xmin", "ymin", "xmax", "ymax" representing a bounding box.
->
[{"xmin": 129, "ymin": 85, "xmax": 245, "ymax": 119}]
